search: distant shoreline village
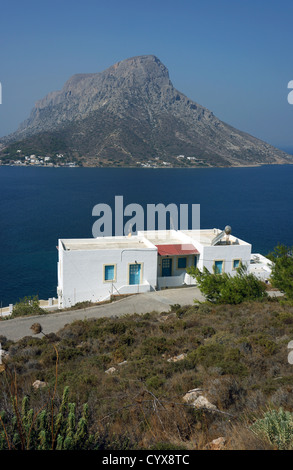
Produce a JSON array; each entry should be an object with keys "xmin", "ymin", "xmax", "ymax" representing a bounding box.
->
[{"xmin": 0, "ymin": 152, "xmax": 77, "ymax": 168}]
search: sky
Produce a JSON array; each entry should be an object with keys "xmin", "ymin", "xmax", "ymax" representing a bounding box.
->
[{"xmin": 1, "ymin": 0, "xmax": 293, "ymax": 150}]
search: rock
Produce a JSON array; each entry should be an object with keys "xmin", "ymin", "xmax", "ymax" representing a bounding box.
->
[
  {"xmin": 193, "ymin": 395, "xmax": 217, "ymax": 410},
  {"xmin": 167, "ymin": 353, "xmax": 187, "ymax": 363},
  {"xmin": 183, "ymin": 388, "xmax": 203, "ymax": 403},
  {"xmin": 183, "ymin": 389, "xmax": 217, "ymax": 410},
  {"xmin": 32, "ymin": 380, "xmax": 48, "ymax": 389},
  {"xmin": 105, "ymin": 367, "xmax": 117, "ymax": 374},
  {"xmin": 205, "ymin": 437, "xmax": 226, "ymax": 450},
  {"xmin": 118, "ymin": 360, "xmax": 127, "ymax": 366}
]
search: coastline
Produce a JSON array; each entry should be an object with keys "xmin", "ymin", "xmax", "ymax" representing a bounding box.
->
[{"xmin": 1, "ymin": 161, "xmax": 293, "ymax": 170}]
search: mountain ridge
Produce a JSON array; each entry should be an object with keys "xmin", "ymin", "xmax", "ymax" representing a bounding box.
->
[{"xmin": 1, "ymin": 55, "xmax": 292, "ymax": 167}]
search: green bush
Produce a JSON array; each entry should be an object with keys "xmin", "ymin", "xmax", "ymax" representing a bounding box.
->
[
  {"xmin": 189, "ymin": 343, "xmax": 248, "ymax": 376},
  {"xmin": 140, "ymin": 337, "xmax": 169, "ymax": 356},
  {"xmin": 11, "ymin": 296, "xmax": 46, "ymax": 317},
  {"xmin": 250, "ymin": 408, "xmax": 293, "ymax": 450},
  {"xmin": 187, "ymin": 265, "xmax": 267, "ymax": 304},
  {"xmin": 146, "ymin": 375, "xmax": 166, "ymax": 391},
  {"xmin": 267, "ymin": 244, "xmax": 293, "ymax": 299},
  {"xmin": 250, "ymin": 333, "xmax": 278, "ymax": 356}
]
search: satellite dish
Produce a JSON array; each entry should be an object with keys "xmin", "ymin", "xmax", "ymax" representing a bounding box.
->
[{"xmin": 224, "ymin": 225, "xmax": 231, "ymax": 235}]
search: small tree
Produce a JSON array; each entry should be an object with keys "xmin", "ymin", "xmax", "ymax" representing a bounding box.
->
[
  {"xmin": 187, "ymin": 264, "xmax": 267, "ymax": 304},
  {"xmin": 267, "ymin": 244, "xmax": 293, "ymax": 299}
]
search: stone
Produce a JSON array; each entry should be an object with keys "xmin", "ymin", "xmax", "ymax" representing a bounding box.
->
[
  {"xmin": 167, "ymin": 353, "xmax": 187, "ymax": 363},
  {"xmin": 205, "ymin": 437, "xmax": 226, "ymax": 450},
  {"xmin": 118, "ymin": 360, "xmax": 127, "ymax": 366},
  {"xmin": 105, "ymin": 367, "xmax": 117, "ymax": 374},
  {"xmin": 183, "ymin": 389, "xmax": 217, "ymax": 410},
  {"xmin": 32, "ymin": 380, "xmax": 48, "ymax": 389},
  {"xmin": 193, "ymin": 395, "xmax": 217, "ymax": 410},
  {"xmin": 183, "ymin": 388, "xmax": 203, "ymax": 403}
]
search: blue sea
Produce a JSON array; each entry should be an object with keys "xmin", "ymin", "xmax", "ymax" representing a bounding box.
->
[{"xmin": 0, "ymin": 164, "xmax": 293, "ymax": 306}]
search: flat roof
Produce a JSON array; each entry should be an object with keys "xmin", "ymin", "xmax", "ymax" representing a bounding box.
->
[
  {"xmin": 181, "ymin": 229, "xmax": 249, "ymax": 246},
  {"xmin": 59, "ymin": 229, "xmax": 250, "ymax": 251},
  {"xmin": 60, "ymin": 236, "xmax": 152, "ymax": 251},
  {"xmin": 138, "ymin": 230, "xmax": 187, "ymax": 246}
]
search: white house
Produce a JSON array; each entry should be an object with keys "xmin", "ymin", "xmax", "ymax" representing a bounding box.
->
[{"xmin": 57, "ymin": 226, "xmax": 272, "ymax": 309}]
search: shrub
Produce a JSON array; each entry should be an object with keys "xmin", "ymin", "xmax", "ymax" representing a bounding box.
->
[
  {"xmin": 250, "ymin": 408, "xmax": 293, "ymax": 450},
  {"xmin": 201, "ymin": 326, "xmax": 216, "ymax": 338},
  {"xmin": 187, "ymin": 265, "xmax": 267, "ymax": 304},
  {"xmin": 146, "ymin": 375, "xmax": 166, "ymax": 391},
  {"xmin": 189, "ymin": 344, "xmax": 248, "ymax": 376},
  {"xmin": 267, "ymin": 244, "xmax": 293, "ymax": 299},
  {"xmin": 139, "ymin": 337, "xmax": 169, "ymax": 356},
  {"xmin": 11, "ymin": 296, "xmax": 46, "ymax": 317},
  {"xmin": 250, "ymin": 333, "xmax": 278, "ymax": 356}
]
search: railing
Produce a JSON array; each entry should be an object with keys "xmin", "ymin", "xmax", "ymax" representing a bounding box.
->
[{"xmin": 98, "ymin": 281, "xmax": 152, "ymax": 303}]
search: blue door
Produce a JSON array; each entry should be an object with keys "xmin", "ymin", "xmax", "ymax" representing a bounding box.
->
[
  {"xmin": 129, "ymin": 263, "xmax": 141, "ymax": 285},
  {"xmin": 162, "ymin": 258, "xmax": 172, "ymax": 277}
]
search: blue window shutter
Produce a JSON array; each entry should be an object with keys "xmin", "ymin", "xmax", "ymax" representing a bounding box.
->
[
  {"xmin": 105, "ymin": 265, "xmax": 115, "ymax": 281},
  {"xmin": 233, "ymin": 259, "xmax": 240, "ymax": 269},
  {"xmin": 178, "ymin": 257, "xmax": 187, "ymax": 268},
  {"xmin": 215, "ymin": 261, "xmax": 223, "ymax": 274}
]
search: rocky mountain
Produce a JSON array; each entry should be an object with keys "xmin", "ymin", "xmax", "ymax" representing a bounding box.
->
[{"xmin": 1, "ymin": 55, "xmax": 292, "ymax": 167}]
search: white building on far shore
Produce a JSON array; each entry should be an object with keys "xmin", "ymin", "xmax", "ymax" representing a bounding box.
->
[{"xmin": 57, "ymin": 227, "xmax": 272, "ymax": 309}]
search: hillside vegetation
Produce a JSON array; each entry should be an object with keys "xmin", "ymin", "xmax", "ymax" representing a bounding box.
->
[{"xmin": 1, "ymin": 295, "xmax": 293, "ymax": 450}]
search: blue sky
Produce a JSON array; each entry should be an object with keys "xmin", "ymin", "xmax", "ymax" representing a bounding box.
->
[{"xmin": 1, "ymin": 0, "xmax": 293, "ymax": 149}]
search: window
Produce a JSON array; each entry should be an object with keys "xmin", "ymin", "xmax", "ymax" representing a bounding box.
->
[
  {"xmin": 194, "ymin": 255, "xmax": 198, "ymax": 268},
  {"xmin": 104, "ymin": 264, "xmax": 116, "ymax": 282},
  {"xmin": 233, "ymin": 259, "xmax": 241, "ymax": 270},
  {"xmin": 214, "ymin": 260, "xmax": 224, "ymax": 274},
  {"xmin": 177, "ymin": 257, "xmax": 187, "ymax": 269}
]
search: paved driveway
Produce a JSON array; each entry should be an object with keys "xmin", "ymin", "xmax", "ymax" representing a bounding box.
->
[{"xmin": 0, "ymin": 287, "xmax": 205, "ymax": 342}]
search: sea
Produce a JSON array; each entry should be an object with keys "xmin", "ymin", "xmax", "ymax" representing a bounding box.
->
[{"xmin": 0, "ymin": 164, "xmax": 293, "ymax": 307}]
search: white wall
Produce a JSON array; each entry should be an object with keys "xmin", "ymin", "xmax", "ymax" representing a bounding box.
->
[
  {"xmin": 202, "ymin": 243, "xmax": 252, "ymax": 275},
  {"xmin": 58, "ymin": 243, "xmax": 157, "ymax": 308},
  {"xmin": 57, "ymin": 230, "xmax": 254, "ymax": 308}
]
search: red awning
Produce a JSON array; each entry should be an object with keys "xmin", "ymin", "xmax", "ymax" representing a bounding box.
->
[{"xmin": 155, "ymin": 244, "xmax": 199, "ymax": 256}]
